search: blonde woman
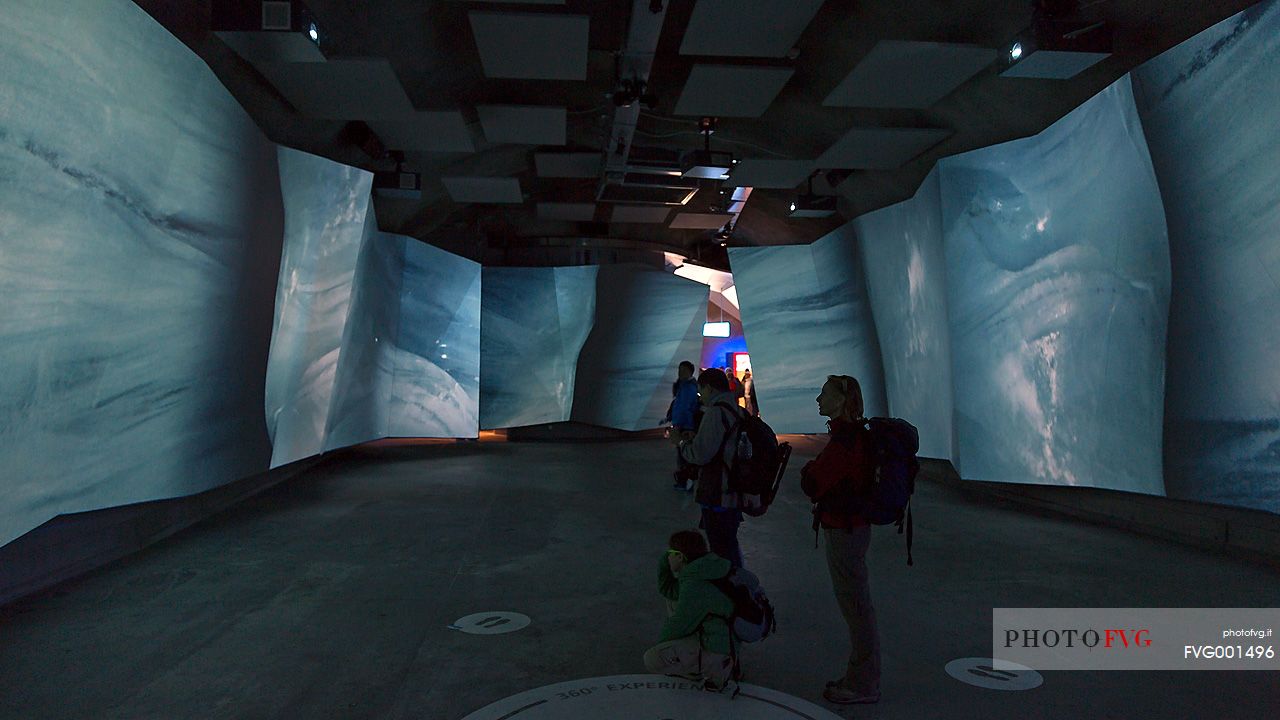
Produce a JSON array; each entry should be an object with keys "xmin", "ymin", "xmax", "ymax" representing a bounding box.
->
[{"xmin": 800, "ymin": 375, "xmax": 881, "ymax": 705}]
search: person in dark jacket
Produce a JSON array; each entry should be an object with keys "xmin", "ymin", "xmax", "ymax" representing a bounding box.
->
[
  {"xmin": 800, "ymin": 374, "xmax": 881, "ymax": 705},
  {"xmin": 643, "ymin": 529, "xmax": 736, "ymax": 690},
  {"xmin": 670, "ymin": 368, "xmax": 748, "ymax": 567},
  {"xmin": 662, "ymin": 361, "xmax": 701, "ymax": 490}
]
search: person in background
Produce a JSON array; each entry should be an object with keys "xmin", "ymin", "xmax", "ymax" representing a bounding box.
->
[
  {"xmin": 662, "ymin": 361, "xmax": 701, "ymax": 490},
  {"xmin": 670, "ymin": 369, "xmax": 747, "ymax": 568},
  {"xmin": 742, "ymin": 369, "xmax": 757, "ymax": 417},
  {"xmin": 724, "ymin": 367, "xmax": 745, "ymax": 408},
  {"xmin": 800, "ymin": 374, "xmax": 881, "ymax": 705},
  {"xmin": 642, "ymin": 529, "xmax": 736, "ymax": 690}
]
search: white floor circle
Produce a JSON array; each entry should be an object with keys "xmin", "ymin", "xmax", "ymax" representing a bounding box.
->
[
  {"xmin": 448, "ymin": 612, "xmax": 531, "ymax": 635},
  {"xmin": 944, "ymin": 657, "xmax": 1044, "ymax": 691},
  {"xmin": 458, "ymin": 674, "xmax": 843, "ymax": 719}
]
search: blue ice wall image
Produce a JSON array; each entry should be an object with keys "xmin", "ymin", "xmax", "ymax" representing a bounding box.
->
[
  {"xmin": 938, "ymin": 77, "xmax": 1170, "ymax": 494},
  {"xmin": 389, "ymin": 237, "xmax": 481, "ymax": 438},
  {"xmin": 1131, "ymin": 0, "xmax": 1280, "ymax": 513},
  {"xmin": 571, "ymin": 265, "xmax": 708, "ymax": 431},
  {"xmin": 729, "ymin": 227, "xmax": 887, "ymax": 434},
  {"xmin": 854, "ymin": 169, "xmax": 955, "ymax": 461},
  {"xmin": 480, "ymin": 267, "xmax": 598, "ymax": 429},
  {"xmin": 266, "ymin": 149, "xmax": 482, "ymax": 463},
  {"xmin": 0, "ymin": 0, "xmax": 284, "ymax": 544},
  {"xmin": 265, "ymin": 147, "xmax": 373, "ymax": 467}
]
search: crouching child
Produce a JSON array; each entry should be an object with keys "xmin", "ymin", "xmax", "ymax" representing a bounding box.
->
[{"xmin": 642, "ymin": 530, "xmax": 735, "ymax": 690}]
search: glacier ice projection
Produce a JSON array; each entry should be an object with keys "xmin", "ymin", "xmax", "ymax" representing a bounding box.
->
[
  {"xmin": 854, "ymin": 169, "xmax": 955, "ymax": 461},
  {"xmin": 479, "ymin": 267, "xmax": 598, "ymax": 429},
  {"xmin": 322, "ymin": 220, "xmax": 404, "ymax": 451},
  {"xmin": 265, "ymin": 147, "xmax": 373, "ymax": 467},
  {"xmin": 388, "ymin": 237, "xmax": 481, "ymax": 439},
  {"xmin": 571, "ymin": 265, "xmax": 709, "ymax": 431},
  {"xmin": 266, "ymin": 150, "xmax": 482, "ymax": 463},
  {"xmin": 1131, "ymin": 0, "xmax": 1280, "ymax": 513},
  {"xmin": 0, "ymin": 0, "xmax": 284, "ymax": 544},
  {"xmin": 938, "ymin": 77, "xmax": 1170, "ymax": 493},
  {"xmin": 729, "ymin": 228, "xmax": 887, "ymax": 434}
]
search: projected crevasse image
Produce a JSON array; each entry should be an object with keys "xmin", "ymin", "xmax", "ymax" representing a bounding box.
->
[
  {"xmin": 938, "ymin": 77, "xmax": 1170, "ymax": 493},
  {"xmin": 1132, "ymin": 0, "xmax": 1280, "ymax": 513}
]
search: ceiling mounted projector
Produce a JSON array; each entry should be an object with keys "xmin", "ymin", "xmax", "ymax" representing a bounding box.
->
[
  {"xmin": 681, "ymin": 116, "xmax": 734, "ymax": 180},
  {"xmin": 374, "ymin": 152, "xmax": 421, "ymax": 200},
  {"xmin": 682, "ymin": 149, "xmax": 734, "ymax": 180},
  {"xmin": 787, "ymin": 193, "xmax": 837, "ymax": 218},
  {"xmin": 1000, "ymin": 13, "xmax": 1112, "ymax": 79},
  {"xmin": 211, "ymin": 1, "xmax": 326, "ymax": 63},
  {"xmin": 788, "ymin": 171, "xmax": 837, "ymax": 217}
]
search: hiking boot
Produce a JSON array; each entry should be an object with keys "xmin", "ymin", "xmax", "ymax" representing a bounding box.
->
[{"xmin": 822, "ymin": 681, "xmax": 880, "ymax": 705}]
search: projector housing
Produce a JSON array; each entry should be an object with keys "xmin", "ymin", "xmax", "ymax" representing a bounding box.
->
[{"xmin": 787, "ymin": 193, "xmax": 837, "ymax": 218}]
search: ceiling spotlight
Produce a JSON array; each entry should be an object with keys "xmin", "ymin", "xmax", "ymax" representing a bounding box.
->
[
  {"xmin": 1010, "ymin": 42, "xmax": 1022, "ymax": 61},
  {"xmin": 308, "ymin": 22, "xmax": 318, "ymax": 42}
]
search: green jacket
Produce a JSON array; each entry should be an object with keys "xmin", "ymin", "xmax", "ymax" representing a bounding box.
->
[{"xmin": 657, "ymin": 552, "xmax": 735, "ymax": 655}]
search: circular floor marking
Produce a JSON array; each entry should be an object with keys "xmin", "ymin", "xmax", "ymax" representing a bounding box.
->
[
  {"xmin": 448, "ymin": 612, "xmax": 531, "ymax": 635},
  {"xmin": 945, "ymin": 657, "xmax": 1043, "ymax": 691},
  {"xmin": 458, "ymin": 674, "xmax": 843, "ymax": 720}
]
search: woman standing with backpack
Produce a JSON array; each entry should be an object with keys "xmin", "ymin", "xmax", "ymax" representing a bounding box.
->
[{"xmin": 800, "ymin": 374, "xmax": 882, "ymax": 705}]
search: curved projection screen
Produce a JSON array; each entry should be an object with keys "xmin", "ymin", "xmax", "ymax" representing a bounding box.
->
[{"xmin": 0, "ymin": 0, "xmax": 284, "ymax": 545}]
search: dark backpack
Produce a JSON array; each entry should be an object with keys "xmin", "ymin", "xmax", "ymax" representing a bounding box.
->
[
  {"xmin": 715, "ymin": 401, "xmax": 792, "ymax": 517},
  {"xmin": 708, "ymin": 566, "xmax": 777, "ymax": 643},
  {"xmin": 819, "ymin": 417, "xmax": 920, "ymax": 565}
]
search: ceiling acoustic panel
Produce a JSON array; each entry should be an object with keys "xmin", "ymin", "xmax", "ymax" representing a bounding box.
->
[
  {"xmin": 442, "ymin": 176, "xmax": 524, "ymax": 204},
  {"xmin": 824, "ymin": 40, "xmax": 998, "ymax": 108},
  {"xmin": 670, "ymin": 212, "xmax": 735, "ymax": 230},
  {"xmin": 610, "ymin": 205, "xmax": 671, "ymax": 224},
  {"xmin": 680, "ymin": 0, "xmax": 825, "ymax": 58},
  {"xmin": 534, "ymin": 152, "xmax": 601, "ymax": 178},
  {"xmin": 256, "ymin": 59, "xmax": 414, "ymax": 119},
  {"xmin": 478, "ymin": 105, "xmax": 567, "ymax": 145},
  {"xmin": 674, "ymin": 65, "xmax": 794, "ymax": 117},
  {"xmin": 724, "ymin": 159, "xmax": 814, "ymax": 188},
  {"xmin": 816, "ymin": 126, "xmax": 952, "ymax": 170},
  {"xmin": 468, "ymin": 12, "xmax": 588, "ymax": 80},
  {"xmin": 537, "ymin": 202, "xmax": 596, "ymax": 221},
  {"xmin": 370, "ymin": 112, "xmax": 474, "ymax": 152}
]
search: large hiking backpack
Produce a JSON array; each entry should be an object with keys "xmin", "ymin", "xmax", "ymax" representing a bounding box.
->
[
  {"xmin": 708, "ymin": 566, "xmax": 777, "ymax": 643},
  {"xmin": 715, "ymin": 402, "xmax": 792, "ymax": 517},
  {"xmin": 817, "ymin": 417, "xmax": 920, "ymax": 565}
]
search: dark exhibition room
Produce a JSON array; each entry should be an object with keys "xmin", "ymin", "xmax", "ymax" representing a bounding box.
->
[{"xmin": 1, "ymin": 0, "xmax": 1278, "ymax": 718}]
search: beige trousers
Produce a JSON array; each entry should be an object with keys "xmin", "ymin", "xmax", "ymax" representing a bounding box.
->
[
  {"xmin": 825, "ymin": 525, "xmax": 882, "ymax": 693},
  {"xmin": 643, "ymin": 635, "xmax": 733, "ymax": 687}
]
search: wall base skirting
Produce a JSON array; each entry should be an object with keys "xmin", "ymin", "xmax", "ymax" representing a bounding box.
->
[
  {"xmin": 0, "ymin": 454, "xmax": 333, "ymax": 608},
  {"xmin": 924, "ymin": 459, "xmax": 1280, "ymax": 569}
]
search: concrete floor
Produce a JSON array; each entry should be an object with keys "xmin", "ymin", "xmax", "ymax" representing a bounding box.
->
[{"xmin": 1, "ymin": 437, "xmax": 1277, "ymax": 720}]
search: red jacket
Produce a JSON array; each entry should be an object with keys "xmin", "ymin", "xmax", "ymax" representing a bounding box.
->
[{"xmin": 800, "ymin": 418, "xmax": 873, "ymax": 529}]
